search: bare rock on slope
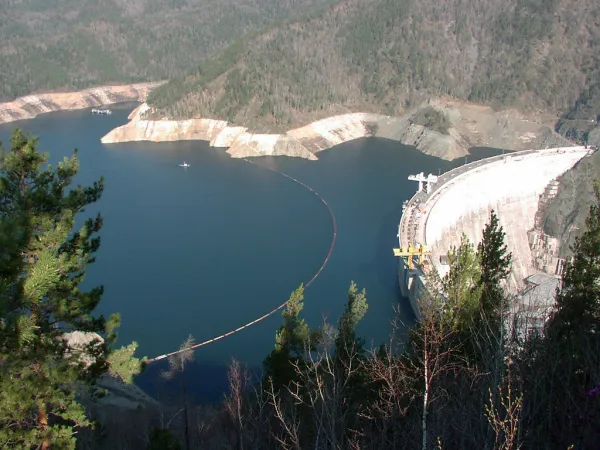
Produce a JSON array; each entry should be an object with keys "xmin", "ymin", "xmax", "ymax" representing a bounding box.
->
[
  {"xmin": 101, "ymin": 98, "xmax": 572, "ymax": 161},
  {"xmin": 538, "ymin": 150, "xmax": 600, "ymax": 257}
]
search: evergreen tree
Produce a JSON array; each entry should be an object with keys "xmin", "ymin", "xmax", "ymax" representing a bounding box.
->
[
  {"xmin": 335, "ymin": 281, "xmax": 368, "ymax": 361},
  {"xmin": 263, "ymin": 284, "xmax": 317, "ymax": 390},
  {"xmin": 108, "ymin": 342, "xmax": 147, "ymax": 384},
  {"xmin": 477, "ymin": 209, "xmax": 512, "ymax": 328},
  {"xmin": 546, "ymin": 183, "xmax": 600, "ymax": 375},
  {"xmin": 525, "ymin": 184, "xmax": 600, "ymax": 447},
  {"xmin": 442, "ymin": 233, "xmax": 483, "ymax": 332},
  {"xmin": 333, "ymin": 282, "xmax": 370, "ymax": 406},
  {"xmin": 147, "ymin": 428, "xmax": 182, "ymax": 450},
  {"xmin": 0, "ymin": 129, "xmax": 121, "ymax": 448}
]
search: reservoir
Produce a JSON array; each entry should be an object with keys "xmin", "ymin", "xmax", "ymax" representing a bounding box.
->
[{"xmin": 0, "ymin": 105, "xmax": 487, "ymax": 400}]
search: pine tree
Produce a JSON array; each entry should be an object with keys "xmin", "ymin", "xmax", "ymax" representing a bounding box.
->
[
  {"xmin": 147, "ymin": 428, "xmax": 182, "ymax": 450},
  {"xmin": 108, "ymin": 342, "xmax": 147, "ymax": 384},
  {"xmin": 528, "ymin": 185, "xmax": 600, "ymax": 447},
  {"xmin": 546, "ymin": 183, "xmax": 600, "ymax": 376},
  {"xmin": 0, "ymin": 129, "xmax": 121, "ymax": 448},
  {"xmin": 333, "ymin": 282, "xmax": 371, "ymax": 415},
  {"xmin": 263, "ymin": 284, "xmax": 317, "ymax": 390},
  {"xmin": 442, "ymin": 233, "xmax": 483, "ymax": 332},
  {"xmin": 477, "ymin": 209, "xmax": 512, "ymax": 327},
  {"xmin": 335, "ymin": 281, "xmax": 368, "ymax": 361}
]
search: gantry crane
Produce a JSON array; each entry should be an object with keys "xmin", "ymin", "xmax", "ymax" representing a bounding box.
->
[
  {"xmin": 393, "ymin": 243, "xmax": 432, "ymax": 269},
  {"xmin": 408, "ymin": 172, "xmax": 438, "ymax": 194}
]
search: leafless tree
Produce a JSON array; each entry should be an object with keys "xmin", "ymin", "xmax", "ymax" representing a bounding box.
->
[
  {"xmin": 409, "ymin": 306, "xmax": 468, "ymax": 450},
  {"xmin": 224, "ymin": 359, "xmax": 246, "ymax": 449},
  {"xmin": 360, "ymin": 331, "xmax": 414, "ymax": 449},
  {"xmin": 162, "ymin": 335, "xmax": 196, "ymax": 450},
  {"xmin": 266, "ymin": 377, "xmax": 301, "ymax": 450},
  {"xmin": 286, "ymin": 329, "xmax": 363, "ymax": 449},
  {"xmin": 485, "ymin": 370, "xmax": 524, "ymax": 450}
]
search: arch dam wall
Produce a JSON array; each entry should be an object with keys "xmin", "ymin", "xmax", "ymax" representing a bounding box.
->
[{"xmin": 397, "ymin": 146, "xmax": 591, "ymax": 319}]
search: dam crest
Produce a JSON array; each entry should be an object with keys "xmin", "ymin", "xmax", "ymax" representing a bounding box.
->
[{"xmin": 396, "ymin": 145, "xmax": 593, "ymax": 323}]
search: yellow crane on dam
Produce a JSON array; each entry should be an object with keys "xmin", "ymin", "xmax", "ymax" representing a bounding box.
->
[{"xmin": 393, "ymin": 243, "xmax": 432, "ymax": 269}]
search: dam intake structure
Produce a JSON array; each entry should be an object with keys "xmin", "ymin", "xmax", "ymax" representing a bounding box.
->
[
  {"xmin": 395, "ymin": 145, "xmax": 593, "ymax": 321},
  {"xmin": 146, "ymin": 158, "xmax": 338, "ymax": 364}
]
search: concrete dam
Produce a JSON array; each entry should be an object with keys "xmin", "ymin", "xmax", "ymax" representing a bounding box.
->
[{"xmin": 396, "ymin": 146, "xmax": 592, "ymax": 320}]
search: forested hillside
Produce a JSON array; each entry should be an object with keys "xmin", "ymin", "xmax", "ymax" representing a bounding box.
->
[
  {"xmin": 0, "ymin": 0, "xmax": 333, "ymax": 101},
  {"xmin": 147, "ymin": 0, "xmax": 600, "ymax": 138},
  {"xmin": 540, "ymin": 149, "xmax": 600, "ymax": 256}
]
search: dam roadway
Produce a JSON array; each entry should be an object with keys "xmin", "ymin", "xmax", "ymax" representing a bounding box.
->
[{"xmin": 397, "ymin": 145, "xmax": 591, "ymax": 319}]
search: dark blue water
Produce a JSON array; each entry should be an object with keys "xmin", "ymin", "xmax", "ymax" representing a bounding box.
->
[{"xmin": 0, "ymin": 105, "xmax": 494, "ymax": 402}]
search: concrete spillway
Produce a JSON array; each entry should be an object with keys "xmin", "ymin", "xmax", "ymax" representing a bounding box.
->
[{"xmin": 397, "ymin": 146, "xmax": 590, "ymax": 318}]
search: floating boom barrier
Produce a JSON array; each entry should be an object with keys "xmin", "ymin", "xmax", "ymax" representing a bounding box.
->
[{"xmin": 146, "ymin": 158, "xmax": 337, "ymax": 364}]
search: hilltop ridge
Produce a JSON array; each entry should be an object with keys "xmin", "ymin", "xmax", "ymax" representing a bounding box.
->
[
  {"xmin": 0, "ymin": 0, "xmax": 333, "ymax": 101},
  {"xmin": 146, "ymin": 0, "xmax": 600, "ymax": 142}
]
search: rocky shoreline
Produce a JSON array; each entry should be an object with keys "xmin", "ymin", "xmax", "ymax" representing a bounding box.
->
[
  {"xmin": 0, "ymin": 84, "xmax": 572, "ymax": 162},
  {"xmin": 101, "ymin": 100, "xmax": 573, "ymax": 161},
  {"xmin": 0, "ymin": 81, "xmax": 166, "ymax": 125}
]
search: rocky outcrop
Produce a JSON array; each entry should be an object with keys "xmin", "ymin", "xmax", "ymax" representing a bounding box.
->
[
  {"xmin": 100, "ymin": 105, "xmax": 470, "ymax": 160},
  {"xmin": 534, "ymin": 149, "xmax": 600, "ymax": 258},
  {"xmin": 373, "ymin": 114, "xmax": 468, "ymax": 160},
  {"xmin": 101, "ymin": 99, "xmax": 573, "ymax": 161},
  {"xmin": 63, "ymin": 331, "xmax": 157, "ymax": 411},
  {"xmin": 528, "ymin": 180, "xmax": 566, "ymax": 275},
  {"xmin": 0, "ymin": 82, "xmax": 165, "ymax": 124}
]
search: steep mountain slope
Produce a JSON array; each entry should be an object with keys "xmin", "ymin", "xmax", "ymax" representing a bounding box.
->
[
  {"xmin": 146, "ymin": 0, "xmax": 600, "ymax": 136},
  {"xmin": 556, "ymin": 81, "xmax": 600, "ymax": 145},
  {"xmin": 0, "ymin": 0, "xmax": 333, "ymax": 101},
  {"xmin": 538, "ymin": 149, "xmax": 600, "ymax": 257}
]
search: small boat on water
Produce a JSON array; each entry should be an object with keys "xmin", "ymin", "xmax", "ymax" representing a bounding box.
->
[
  {"xmin": 179, "ymin": 161, "xmax": 190, "ymax": 168},
  {"xmin": 91, "ymin": 108, "xmax": 112, "ymax": 115}
]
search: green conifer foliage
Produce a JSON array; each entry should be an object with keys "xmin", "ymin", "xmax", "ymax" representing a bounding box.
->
[
  {"xmin": 275, "ymin": 284, "xmax": 311, "ymax": 357},
  {"xmin": 147, "ymin": 428, "xmax": 182, "ymax": 450},
  {"xmin": 0, "ymin": 129, "xmax": 120, "ymax": 448},
  {"xmin": 335, "ymin": 281, "xmax": 368, "ymax": 355},
  {"xmin": 522, "ymin": 185, "xmax": 600, "ymax": 446},
  {"xmin": 334, "ymin": 282, "xmax": 371, "ymax": 410},
  {"xmin": 546, "ymin": 184, "xmax": 600, "ymax": 371},
  {"xmin": 263, "ymin": 284, "xmax": 313, "ymax": 390},
  {"xmin": 477, "ymin": 209, "xmax": 512, "ymax": 327},
  {"xmin": 442, "ymin": 233, "xmax": 483, "ymax": 331}
]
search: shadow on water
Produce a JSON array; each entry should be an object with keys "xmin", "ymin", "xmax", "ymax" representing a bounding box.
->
[
  {"xmin": 136, "ymin": 359, "xmax": 262, "ymax": 406},
  {"xmin": 375, "ymin": 204, "xmax": 417, "ymax": 333}
]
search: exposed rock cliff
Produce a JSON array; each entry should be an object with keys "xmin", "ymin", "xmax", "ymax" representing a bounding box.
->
[
  {"xmin": 101, "ymin": 99, "xmax": 572, "ymax": 161},
  {"xmin": 534, "ymin": 149, "xmax": 600, "ymax": 258},
  {"xmin": 63, "ymin": 331, "xmax": 161, "ymax": 449},
  {"xmin": 63, "ymin": 331, "xmax": 157, "ymax": 411},
  {"xmin": 0, "ymin": 82, "xmax": 165, "ymax": 124}
]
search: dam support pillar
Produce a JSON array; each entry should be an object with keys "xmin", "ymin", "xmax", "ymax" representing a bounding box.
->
[{"xmin": 398, "ymin": 259, "xmax": 424, "ymax": 320}]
